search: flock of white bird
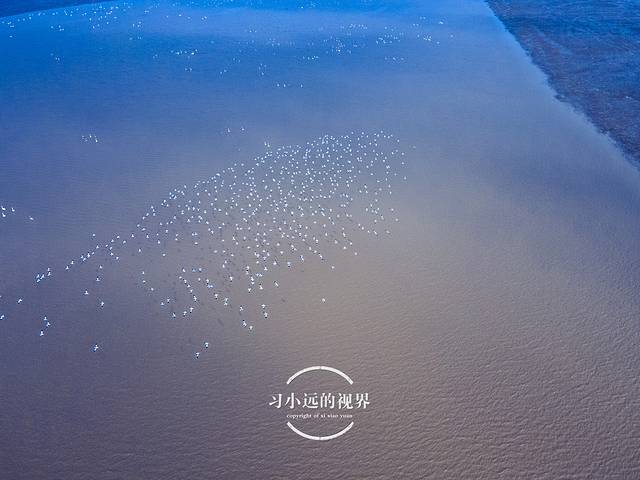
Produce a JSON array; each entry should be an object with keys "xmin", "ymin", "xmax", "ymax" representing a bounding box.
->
[
  {"xmin": 1, "ymin": 0, "xmax": 452, "ymax": 70},
  {"xmin": 0, "ymin": 132, "xmax": 406, "ymax": 358},
  {"xmin": 0, "ymin": 0, "xmax": 428, "ymax": 357},
  {"xmin": 0, "ymin": 205, "xmax": 34, "ymax": 222}
]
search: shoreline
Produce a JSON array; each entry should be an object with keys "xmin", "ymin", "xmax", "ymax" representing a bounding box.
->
[{"xmin": 487, "ymin": 0, "xmax": 640, "ymax": 166}]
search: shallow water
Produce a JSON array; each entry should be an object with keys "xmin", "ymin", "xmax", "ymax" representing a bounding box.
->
[{"xmin": 1, "ymin": 1, "xmax": 640, "ymax": 478}]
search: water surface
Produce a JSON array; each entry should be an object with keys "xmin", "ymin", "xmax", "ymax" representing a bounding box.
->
[{"xmin": 1, "ymin": 1, "xmax": 640, "ymax": 478}]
